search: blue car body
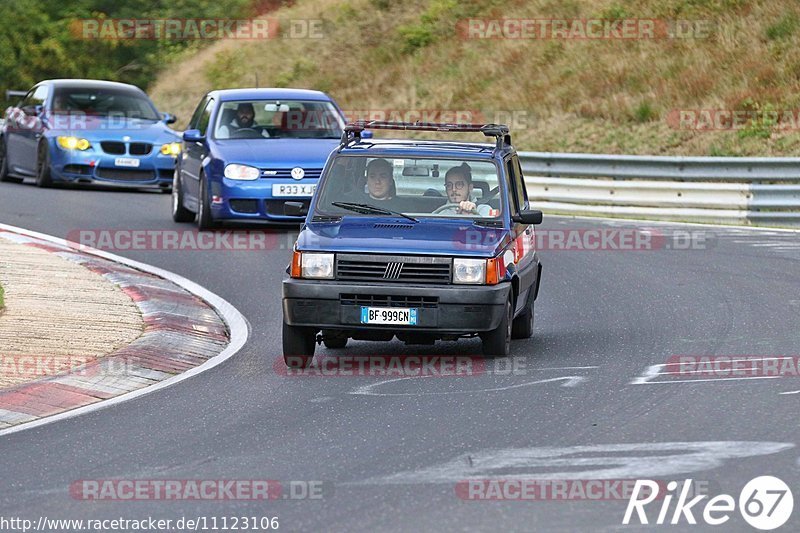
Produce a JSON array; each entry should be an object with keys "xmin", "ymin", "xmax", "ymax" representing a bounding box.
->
[
  {"xmin": 173, "ymin": 88, "xmax": 346, "ymax": 227},
  {"xmin": 281, "ymin": 123, "xmax": 544, "ymax": 365},
  {"xmin": 1, "ymin": 79, "xmax": 179, "ymax": 189}
]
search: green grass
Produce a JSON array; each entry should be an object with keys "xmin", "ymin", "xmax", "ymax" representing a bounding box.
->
[
  {"xmin": 148, "ymin": 0, "xmax": 800, "ymax": 156},
  {"xmin": 0, "ymin": 282, "xmax": 5, "ymax": 310}
]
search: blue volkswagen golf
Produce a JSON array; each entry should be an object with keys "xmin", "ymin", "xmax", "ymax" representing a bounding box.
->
[
  {"xmin": 172, "ymin": 88, "xmax": 347, "ymax": 229},
  {"xmin": 1, "ymin": 79, "xmax": 180, "ymax": 189}
]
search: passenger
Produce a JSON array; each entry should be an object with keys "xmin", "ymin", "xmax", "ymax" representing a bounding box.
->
[
  {"xmin": 362, "ymin": 158, "xmax": 396, "ymax": 201},
  {"xmin": 437, "ymin": 163, "xmax": 492, "ymax": 216}
]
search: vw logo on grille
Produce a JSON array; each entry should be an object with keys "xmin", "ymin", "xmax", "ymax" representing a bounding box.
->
[
  {"xmin": 291, "ymin": 167, "xmax": 305, "ymax": 180},
  {"xmin": 383, "ymin": 262, "xmax": 404, "ymax": 279}
]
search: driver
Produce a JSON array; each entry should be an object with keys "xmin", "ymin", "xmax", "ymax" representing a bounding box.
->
[
  {"xmin": 436, "ymin": 163, "xmax": 492, "ymax": 216},
  {"xmin": 218, "ymin": 103, "xmax": 268, "ymax": 138}
]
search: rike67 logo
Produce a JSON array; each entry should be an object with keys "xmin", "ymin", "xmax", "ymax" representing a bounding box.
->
[{"xmin": 623, "ymin": 476, "xmax": 793, "ymax": 530}]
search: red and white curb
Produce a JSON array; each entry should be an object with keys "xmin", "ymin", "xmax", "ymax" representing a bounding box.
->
[{"xmin": 0, "ymin": 223, "xmax": 249, "ymax": 436}]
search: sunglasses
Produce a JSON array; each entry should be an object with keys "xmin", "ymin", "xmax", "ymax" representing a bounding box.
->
[{"xmin": 445, "ymin": 180, "xmax": 467, "ymax": 190}]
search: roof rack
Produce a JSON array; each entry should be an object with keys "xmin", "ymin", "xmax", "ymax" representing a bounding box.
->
[{"xmin": 340, "ymin": 120, "xmax": 512, "ymax": 151}]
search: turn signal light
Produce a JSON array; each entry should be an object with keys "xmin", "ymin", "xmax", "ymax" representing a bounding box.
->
[
  {"xmin": 486, "ymin": 256, "xmax": 505, "ymax": 285},
  {"xmin": 290, "ymin": 250, "xmax": 302, "ymax": 278}
]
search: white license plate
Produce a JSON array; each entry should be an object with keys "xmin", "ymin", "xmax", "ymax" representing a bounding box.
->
[
  {"xmin": 272, "ymin": 184, "xmax": 316, "ymax": 197},
  {"xmin": 114, "ymin": 157, "xmax": 140, "ymax": 168},
  {"xmin": 360, "ymin": 307, "xmax": 418, "ymax": 325}
]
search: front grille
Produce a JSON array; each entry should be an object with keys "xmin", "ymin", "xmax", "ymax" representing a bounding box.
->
[
  {"xmin": 340, "ymin": 294, "xmax": 439, "ymax": 308},
  {"xmin": 336, "ymin": 254, "xmax": 452, "ymax": 284},
  {"xmin": 129, "ymin": 142, "xmax": 152, "ymax": 155},
  {"xmin": 260, "ymin": 168, "xmax": 323, "ymax": 179},
  {"xmin": 266, "ymin": 199, "xmax": 309, "ymax": 216},
  {"xmin": 230, "ymin": 199, "xmax": 260, "ymax": 214},
  {"xmin": 100, "ymin": 141, "xmax": 126, "ymax": 155},
  {"xmin": 95, "ymin": 168, "xmax": 155, "ymax": 181}
]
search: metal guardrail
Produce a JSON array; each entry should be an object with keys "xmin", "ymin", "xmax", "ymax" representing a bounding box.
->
[{"xmin": 519, "ymin": 152, "xmax": 800, "ymax": 227}]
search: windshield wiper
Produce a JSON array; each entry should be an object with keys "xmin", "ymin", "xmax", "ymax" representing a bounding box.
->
[{"xmin": 331, "ymin": 202, "xmax": 418, "ymax": 223}]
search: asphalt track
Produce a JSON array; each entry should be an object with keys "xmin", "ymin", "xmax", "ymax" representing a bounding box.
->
[{"xmin": 1, "ymin": 180, "xmax": 799, "ymax": 532}]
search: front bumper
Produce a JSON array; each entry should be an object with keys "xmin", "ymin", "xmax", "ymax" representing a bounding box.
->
[
  {"xmin": 282, "ymin": 279, "xmax": 512, "ymax": 334},
  {"xmin": 210, "ymin": 177, "xmax": 318, "ymax": 222},
  {"xmin": 50, "ymin": 144, "xmax": 175, "ymax": 188}
]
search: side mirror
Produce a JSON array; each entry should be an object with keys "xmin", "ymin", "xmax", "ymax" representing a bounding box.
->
[
  {"xmin": 284, "ymin": 201, "xmax": 309, "ymax": 217},
  {"xmin": 163, "ymin": 112, "xmax": 177, "ymax": 124},
  {"xmin": 182, "ymin": 129, "xmax": 204, "ymax": 143},
  {"xmin": 512, "ymin": 209, "xmax": 543, "ymax": 225}
]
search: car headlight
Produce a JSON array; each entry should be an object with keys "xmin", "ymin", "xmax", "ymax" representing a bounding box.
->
[
  {"xmin": 453, "ymin": 258, "xmax": 486, "ymax": 284},
  {"xmin": 224, "ymin": 163, "xmax": 260, "ymax": 181},
  {"xmin": 295, "ymin": 252, "xmax": 334, "ymax": 279},
  {"xmin": 160, "ymin": 142, "xmax": 181, "ymax": 156},
  {"xmin": 57, "ymin": 136, "xmax": 91, "ymax": 151}
]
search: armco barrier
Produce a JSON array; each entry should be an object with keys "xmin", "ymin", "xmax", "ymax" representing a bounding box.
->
[{"xmin": 520, "ymin": 152, "xmax": 800, "ymax": 227}]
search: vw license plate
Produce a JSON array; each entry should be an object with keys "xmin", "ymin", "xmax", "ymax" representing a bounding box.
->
[
  {"xmin": 114, "ymin": 157, "xmax": 140, "ymax": 168},
  {"xmin": 272, "ymin": 184, "xmax": 316, "ymax": 197},
  {"xmin": 360, "ymin": 307, "xmax": 418, "ymax": 326}
]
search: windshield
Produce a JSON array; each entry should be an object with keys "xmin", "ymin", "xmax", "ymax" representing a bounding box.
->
[
  {"xmin": 315, "ymin": 156, "xmax": 503, "ymax": 219},
  {"xmin": 213, "ymin": 99, "xmax": 344, "ymax": 140},
  {"xmin": 51, "ymin": 86, "xmax": 161, "ymax": 120}
]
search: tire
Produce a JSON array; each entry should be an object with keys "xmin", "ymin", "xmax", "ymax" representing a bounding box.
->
[
  {"xmin": 171, "ymin": 170, "xmax": 195, "ymax": 222},
  {"xmin": 322, "ymin": 333, "xmax": 348, "ymax": 349},
  {"xmin": 283, "ymin": 321, "xmax": 316, "ymax": 368},
  {"xmin": 196, "ymin": 172, "xmax": 216, "ymax": 230},
  {"xmin": 0, "ymin": 137, "xmax": 22, "ymax": 183},
  {"xmin": 35, "ymin": 142, "xmax": 53, "ymax": 188},
  {"xmin": 511, "ymin": 297, "xmax": 534, "ymax": 339},
  {"xmin": 480, "ymin": 296, "xmax": 513, "ymax": 358}
]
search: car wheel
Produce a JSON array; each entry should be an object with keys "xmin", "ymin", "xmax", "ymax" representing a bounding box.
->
[
  {"xmin": 172, "ymin": 170, "xmax": 195, "ymax": 222},
  {"xmin": 511, "ymin": 297, "xmax": 534, "ymax": 339},
  {"xmin": 322, "ymin": 331, "xmax": 348, "ymax": 349},
  {"xmin": 0, "ymin": 137, "xmax": 22, "ymax": 183},
  {"xmin": 283, "ymin": 321, "xmax": 316, "ymax": 368},
  {"xmin": 196, "ymin": 172, "xmax": 216, "ymax": 230},
  {"xmin": 35, "ymin": 142, "xmax": 53, "ymax": 188},
  {"xmin": 480, "ymin": 296, "xmax": 512, "ymax": 358}
]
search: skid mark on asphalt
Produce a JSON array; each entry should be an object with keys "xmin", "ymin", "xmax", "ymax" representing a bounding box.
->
[
  {"xmin": 348, "ymin": 374, "xmax": 587, "ymax": 397},
  {"xmin": 347, "ymin": 441, "xmax": 795, "ymax": 485}
]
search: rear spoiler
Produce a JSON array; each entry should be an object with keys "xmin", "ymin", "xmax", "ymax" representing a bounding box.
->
[{"xmin": 5, "ymin": 90, "xmax": 27, "ymax": 102}]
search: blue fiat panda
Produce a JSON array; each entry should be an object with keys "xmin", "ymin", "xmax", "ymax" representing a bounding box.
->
[{"xmin": 281, "ymin": 121, "xmax": 543, "ymax": 367}]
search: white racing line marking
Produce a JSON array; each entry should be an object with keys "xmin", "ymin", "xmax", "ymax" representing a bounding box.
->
[
  {"xmin": 349, "ymin": 374, "xmax": 588, "ymax": 397},
  {"xmin": 349, "ymin": 441, "xmax": 795, "ymax": 485},
  {"xmin": 779, "ymin": 390, "xmax": 800, "ymax": 395},
  {"xmin": 630, "ymin": 358, "xmax": 792, "ymax": 385},
  {"xmin": 0, "ymin": 222, "xmax": 250, "ymax": 437}
]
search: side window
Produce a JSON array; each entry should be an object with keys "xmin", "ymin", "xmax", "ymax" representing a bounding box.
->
[
  {"xmin": 512, "ymin": 155, "xmax": 528, "ymax": 209},
  {"xmin": 187, "ymin": 96, "xmax": 209, "ymax": 130},
  {"xmin": 20, "ymin": 85, "xmax": 48, "ymax": 109},
  {"xmin": 505, "ymin": 157, "xmax": 522, "ymax": 215},
  {"xmin": 196, "ymin": 99, "xmax": 214, "ymax": 136}
]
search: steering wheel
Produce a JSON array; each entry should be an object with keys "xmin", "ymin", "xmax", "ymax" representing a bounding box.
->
[
  {"xmin": 230, "ymin": 128, "xmax": 258, "ymax": 139},
  {"xmin": 432, "ymin": 203, "xmax": 462, "ymax": 215}
]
